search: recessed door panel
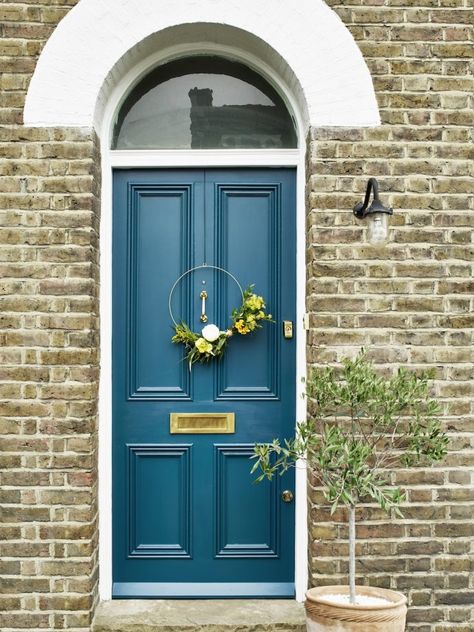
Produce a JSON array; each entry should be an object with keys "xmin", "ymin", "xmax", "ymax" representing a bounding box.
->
[
  {"xmin": 113, "ymin": 168, "xmax": 296, "ymax": 597},
  {"xmin": 128, "ymin": 185, "xmax": 192, "ymax": 400},
  {"xmin": 215, "ymin": 445, "xmax": 279, "ymax": 558},
  {"xmin": 128, "ymin": 445, "xmax": 191, "ymax": 558},
  {"xmin": 215, "ymin": 185, "xmax": 280, "ymax": 400}
]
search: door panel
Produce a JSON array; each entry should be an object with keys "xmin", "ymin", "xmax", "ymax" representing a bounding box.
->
[
  {"xmin": 113, "ymin": 168, "xmax": 296, "ymax": 598},
  {"xmin": 214, "ymin": 183, "xmax": 280, "ymax": 400},
  {"xmin": 128, "ymin": 445, "xmax": 192, "ymax": 558},
  {"xmin": 128, "ymin": 183, "xmax": 193, "ymax": 399},
  {"xmin": 215, "ymin": 445, "xmax": 279, "ymax": 558}
]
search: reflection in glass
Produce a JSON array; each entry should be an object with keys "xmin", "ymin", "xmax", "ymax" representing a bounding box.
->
[{"xmin": 113, "ymin": 57, "xmax": 297, "ymax": 149}]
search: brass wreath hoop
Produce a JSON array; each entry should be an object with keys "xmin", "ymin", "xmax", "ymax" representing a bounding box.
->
[
  {"xmin": 168, "ymin": 264, "xmax": 244, "ymax": 328},
  {"xmin": 168, "ymin": 265, "xmax": 272, "ymax": 368}
]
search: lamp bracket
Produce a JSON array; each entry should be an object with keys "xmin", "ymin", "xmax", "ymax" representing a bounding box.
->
[{"xmin": 353, "ymin": 177, "xmax": 393, "ymax": 220}]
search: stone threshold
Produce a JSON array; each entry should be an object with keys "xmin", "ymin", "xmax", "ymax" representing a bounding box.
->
[{"xmin": 92, "ymin": 599, "xmax": 306, "ymax": 631}]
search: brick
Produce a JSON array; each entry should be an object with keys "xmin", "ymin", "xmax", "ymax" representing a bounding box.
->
[
  {"xmin": 0, "ymin": 543, "xmax": 50, "ymax": 558},
  {"xmin": 392, "ymin": 26, "xmax": 445, "ymax": 40},
  {"xmin": 0, "ymin": 612, "xmax": 51, "ymax": 628},
  {"xmin": 39, "ymin": 524, "xmax": 95, "ymax": 541},
  {"xmin": 1, "ymin": 506, "xmax": 50, "ymax": 522},
  {"xmin": 0, "ymin": 596, "xmax": 21, "ymax": 611},
  {"xmin": 1, "ymin": 470, "xmax": 50, "ymax": 487},
  {"xmin": 40, "ymin": 560, "xmax": 92, "ymax": 576},
  {"xmin": 40, "ymin": 349, "xmax": 94, "ymax": 365},
  {"xmin": 435, "ymin": 591, "xmax": 474, "ymax": 605},
  {"xmin": 0, "ymin": 401, "xmax": 50, "ymax": 417},
  {"xmin": 39, "ymin": 594, "xmax": 92, "ymax": 611},
  {"xmin": 0, "ymin": 577, "xmax": 50, "ymax": 594}
]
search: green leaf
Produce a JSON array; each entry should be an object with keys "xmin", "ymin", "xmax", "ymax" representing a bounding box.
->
[{"xmin": 251, "ymin": 349, "xmax": 448, "ymax": 517}]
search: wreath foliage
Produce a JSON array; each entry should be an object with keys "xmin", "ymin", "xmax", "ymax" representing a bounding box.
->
[{"xmin": 172, "ymin": 285, "xmax": 272, "ymax": 368}]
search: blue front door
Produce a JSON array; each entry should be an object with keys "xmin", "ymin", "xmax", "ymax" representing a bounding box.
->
[{"xmin": 112, "ymin": 168, "xmax": 296, "ymax": 598}]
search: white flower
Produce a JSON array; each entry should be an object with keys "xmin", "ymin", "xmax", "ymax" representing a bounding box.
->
[{"xmin": 201, "ymin": 323, "xmax": 220, "ymax": 342}]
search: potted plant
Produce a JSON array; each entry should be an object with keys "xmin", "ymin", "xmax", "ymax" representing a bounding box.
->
[{"xmin": 252, "ymin": 351, "xmax": 448, "ymax": 632}]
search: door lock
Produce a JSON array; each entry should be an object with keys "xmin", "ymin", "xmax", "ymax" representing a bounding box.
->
[
  {"xmin": 283, "ymin": 320, "xmax": 293, "ymax": 339},
  {"xmin": 281, "ymin": 490, "xmax": 294, "ymax": 503}
]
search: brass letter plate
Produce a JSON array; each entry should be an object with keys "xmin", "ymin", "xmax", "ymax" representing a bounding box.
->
[{"xmin": 170, "ymin": 412, "xmax": 235, "ymax": 434}]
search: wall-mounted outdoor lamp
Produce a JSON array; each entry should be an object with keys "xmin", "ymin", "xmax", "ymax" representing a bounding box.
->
[{"xmin": 353, "ymin": 178, "xmax": 393, "ymax": 246}]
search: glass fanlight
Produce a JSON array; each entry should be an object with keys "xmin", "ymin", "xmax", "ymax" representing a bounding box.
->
[{"xmin": 112, "ymin": 56, "xmax": 297, "ymax": 150}]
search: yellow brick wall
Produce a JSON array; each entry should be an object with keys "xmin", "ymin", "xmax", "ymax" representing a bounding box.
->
[
  {"xmin": 307, "ymin": 3, "xmax": 473, "ymax": 631},
  {"xmin": 0, "ymin": 1, "xmax": 473, "ymax": 630}
]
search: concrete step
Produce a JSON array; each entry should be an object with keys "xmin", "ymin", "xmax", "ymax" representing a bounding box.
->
[{"xmin": 93, "ymin": 599, "xmax": 306, "ymax": 632}]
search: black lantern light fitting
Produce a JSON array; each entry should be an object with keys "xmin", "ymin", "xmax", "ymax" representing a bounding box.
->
[{"xmin": 353, "ymin": 178, "xmax": 393, "ymax": 245}]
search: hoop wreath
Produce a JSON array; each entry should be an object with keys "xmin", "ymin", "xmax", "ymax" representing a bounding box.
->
[{"xmin": 169, "ymin": 265, "xmax": 272, "ymax": 368}]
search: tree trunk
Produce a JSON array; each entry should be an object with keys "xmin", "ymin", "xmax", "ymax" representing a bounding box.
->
[{"xmin": 349, "ymin": 504, "xmax": 356, "ymax": 604}]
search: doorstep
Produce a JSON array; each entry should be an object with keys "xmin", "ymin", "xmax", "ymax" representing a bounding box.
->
[{"xmin": 92, "ymin": 599, "xmax": 306, "ymax": 632}]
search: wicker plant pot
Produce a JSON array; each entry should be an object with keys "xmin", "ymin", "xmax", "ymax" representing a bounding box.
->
[{"xmin": 305, "ymin": 585, "xmax": 407, "ymax": 632}]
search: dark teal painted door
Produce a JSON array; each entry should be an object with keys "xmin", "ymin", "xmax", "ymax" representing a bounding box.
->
[{"xmin": 113, "ymin": 168, "xmax": 296, "ymax": 598}]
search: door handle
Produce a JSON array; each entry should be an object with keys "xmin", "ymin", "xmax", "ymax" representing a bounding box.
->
[
  {"xmin": 200, "ymin": 289, "xmax": 208, "ymax": 323},
  {"xmin": 281, "ymin": 490, "xmax": 294, "ymax": 503}
]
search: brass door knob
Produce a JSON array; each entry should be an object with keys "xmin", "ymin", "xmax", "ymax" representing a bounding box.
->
[{"xmin": 281, "ymin": 490, "xmax": 294, "ymax": 503}]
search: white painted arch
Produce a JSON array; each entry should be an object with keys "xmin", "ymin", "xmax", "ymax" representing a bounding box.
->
[{"xmin": 24, "ymin": 0, "xmax": 380, "ymax": 131}]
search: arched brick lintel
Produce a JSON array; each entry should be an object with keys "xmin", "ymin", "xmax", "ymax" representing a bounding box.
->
[{"xmin": 24, "ymin": 0, "xmax": 380, "ymax": 131}]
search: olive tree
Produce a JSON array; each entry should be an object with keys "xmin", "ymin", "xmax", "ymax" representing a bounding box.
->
[{"xmin": 252, "ymin": 351, "xmax": 448, "ymax": 604}]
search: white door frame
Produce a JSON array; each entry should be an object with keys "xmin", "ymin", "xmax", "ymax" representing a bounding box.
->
[{"xmin": 98, "ymin": 53, "xmax": 308, "ymax": 602}]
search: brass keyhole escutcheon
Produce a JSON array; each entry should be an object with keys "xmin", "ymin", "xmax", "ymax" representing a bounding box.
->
[{"xmin": 281, "ymin": 490, "xmax": 294, "ymax": 503}]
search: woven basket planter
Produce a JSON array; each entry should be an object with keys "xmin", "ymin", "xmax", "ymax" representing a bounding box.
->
[{"xmin": 305, "ymin": 585, "xmax": 407, "ymax": 632}]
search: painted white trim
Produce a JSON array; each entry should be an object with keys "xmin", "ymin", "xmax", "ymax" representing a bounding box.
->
[
  {"xmin": 99, "ymin": 60, "xmax": 308, "ymax": 605},
  {"xmin": 110, "ymin": 150, "xmax": 300, "ymax": 168},
  {"xmin": 24, "ymin": 0, "xmax": 380, "ymax": 129},
  {"xmin": 294, "ymin": 152, "xmax": 308, "ymax": 604},
  {"xmin": 98, "ymin": 156, "xmax": 113, "ymax": 602}
]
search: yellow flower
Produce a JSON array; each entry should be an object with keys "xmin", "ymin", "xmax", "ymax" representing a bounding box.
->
[
  {"xmin": 195, "ymin": 337, "xmax": 213, "ymax": 354},
  {"xmin": 247, "ymin": 314, "xmax": 255, "ymax": 323},
  {"xmin": 256, "ymin": 310, "xmax": 265, "ymax": 320},
  {"xmin": 235, "ymin": 319, "xmax": 250, "ymax": 335},
  {"xmin": 245, "ymin": 294, "xmax": 264, "ymax": 311}
]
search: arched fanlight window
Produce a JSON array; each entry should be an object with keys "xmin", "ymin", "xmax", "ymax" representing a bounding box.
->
[{"xmin": 112, "ymin": 56, "xmax": 297, "ymax": 149}]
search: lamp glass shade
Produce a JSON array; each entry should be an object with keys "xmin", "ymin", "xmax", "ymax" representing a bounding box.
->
[{"xmin": 367, "ymin": 212, "xmax": 389, "ymax": 246}]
